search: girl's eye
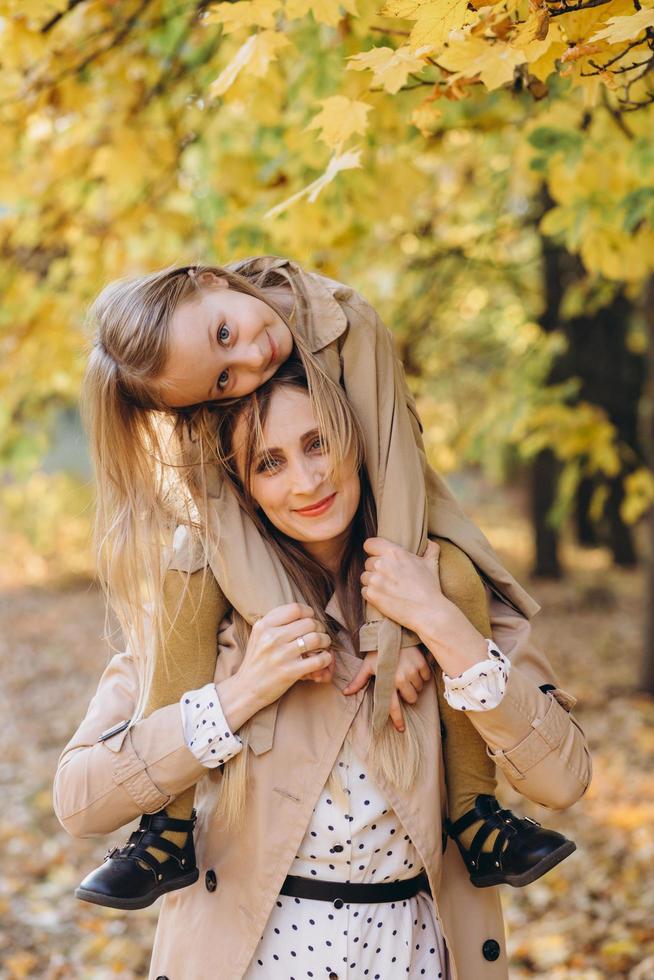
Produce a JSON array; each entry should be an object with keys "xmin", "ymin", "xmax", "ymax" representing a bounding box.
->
[
  {"xmin": 310, "ymin": 436, "xmax": 326, "ymax": 452},
  {"xmin": 218, "ymin": 323, "xmax": 230, "ymax": 344},
  {"xmin": 217, "ymin": 369, "xmax": 229, "ymax": 391}
]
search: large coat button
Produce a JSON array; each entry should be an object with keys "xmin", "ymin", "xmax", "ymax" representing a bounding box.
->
[
  {"xmin": 482, "ymin": 939, "xmax": 501, "ymax": 961},
  {"xmin": 205, "ymin": 869, "xmax": 217, "ymax": 892}
]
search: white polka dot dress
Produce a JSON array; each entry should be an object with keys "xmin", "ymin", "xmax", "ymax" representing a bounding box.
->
[{"xmin": 243, "ymin": 734, "xmax": 446, "ymax": 980}]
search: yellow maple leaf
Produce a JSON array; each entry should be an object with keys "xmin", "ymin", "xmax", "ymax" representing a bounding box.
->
[
  {"xmin": 209, "ymin": 31, "xmax": 291, "ymax": 97},
  {"xmin": 590, "ymin": 7, "xmax": 654, "ymax": 44},
  {"xmin": 263, "ymin": 147, "xmax": 363, "ymax": 218},
  {"xmin": 439, "ymin": 33, "xmax": 525, "ymax": 91},
  {"xmin": 346, "ymin": 45, "xmax": 429, "ymax": 94},
  {"xmin": 285, "ymin": 0, "xmax": 358, "ymax": 26},
  {"xmin": 205, "ymin": 0, "xmax": 283, "ymax": 34},
  {"xmin": 304, "ymin": 95, "xmax": 372, "ymax": 150},
  {"xmin": 380, "ymin": 0, "xmax": 468, "ymax": 51}
]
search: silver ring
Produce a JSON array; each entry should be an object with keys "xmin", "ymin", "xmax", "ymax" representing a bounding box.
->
[{"xmin": 296, "ymin": 635, "xmax": 307, "ymax": 655}]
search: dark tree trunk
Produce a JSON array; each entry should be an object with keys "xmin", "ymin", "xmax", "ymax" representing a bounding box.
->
[
  {"xmin": 531, "ymin": 448, "xmax": 563, "ymax": 578},
  {"xmin": 530, "ymin": 216, "xmax": 568, "ymax": 578},
  {"xmin": 575, "ymin": 475, "xmax": 600, "ymax": 546},
  {"xmin": 643, "ymin": 276, "xmax": 654, "ymax": 695},
  {"xmin": 564, "ymin": 289, "xmax": 644, "ymax": 567}
]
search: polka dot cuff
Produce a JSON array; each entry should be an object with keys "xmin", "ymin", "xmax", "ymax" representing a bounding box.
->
[
  {"xmin": 179, "ymin": 682, "xmax": 243, "ymax": 769},
  {"xmin": 442, "ymin": 639, "xmax": 511, "ymax": 712}
]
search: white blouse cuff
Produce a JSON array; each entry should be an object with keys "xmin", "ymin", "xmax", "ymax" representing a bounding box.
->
[
  {"xmin": 179, "ymin": 682, "xmax": 243, "ymax": 768},
  {"xmin": 442, "ymin": 639, "xmax": 511, "ymax": 712}
]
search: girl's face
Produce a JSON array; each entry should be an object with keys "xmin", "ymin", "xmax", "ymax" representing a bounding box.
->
[
  {"xmin": 159, "ymin": 277, "xmax": 294, "ymax": 407},
  {"xmin": 233, "ymin": 386, "xmax": 361, "ymax": 570}
]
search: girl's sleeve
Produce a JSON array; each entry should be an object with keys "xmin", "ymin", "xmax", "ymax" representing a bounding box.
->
[
  {"xmin": 337, "ymin": 290, "xmax": 429, "ymax": 652},
  {"xmin": 465, "ymin": 585, "xmax": 593, "ymax": 810},
  {"xmin": 52, "ymin": 639, "xmax": 209, "ymax": 840}
]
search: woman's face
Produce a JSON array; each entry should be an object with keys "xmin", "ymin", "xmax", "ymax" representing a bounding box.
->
[
  {"xmin": 233, "ymin": 386, "xmax": 361, "ymax": 569},
  {"xmin": 159, "ymin": 276, "xmax": 294, "ymax": 407}
]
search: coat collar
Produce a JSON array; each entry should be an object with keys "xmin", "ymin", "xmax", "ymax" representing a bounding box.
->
[{"xmin": 224, "ymin": 254, "xmax": 349, "ymax": 354}]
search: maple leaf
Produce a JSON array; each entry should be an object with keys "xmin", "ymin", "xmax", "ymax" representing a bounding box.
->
[
  {"xmin": 263, "ymin": 147, "xmax": 363, "ymax": 217},
  {"xmin": 304, "ymin": 95, "xmax": 372, "ymax": 150},
  {"xmin": 205, "ymin": 0, "xmax": 283, "ymax": 34},
  {"xmin": 286, "ymin": 0, "xmax": 359, "ymax": 26},
  {"xmin": 590, "ymin": 7, "xmax": 654, "ymax": 45},
  {"xmin": 209, "ymin": 32, "xmax": 291, "ymax": 97},
  {"xmin": 346, "ymin": 45, "xmax": 429, "ymax": 94},
  {"xmin": 380, "ymin": 0, "xmax": 469, "ymax": 51},
  {"xmin": 439, "ymin": 34, "xmax": 525, "ymax": 91}
]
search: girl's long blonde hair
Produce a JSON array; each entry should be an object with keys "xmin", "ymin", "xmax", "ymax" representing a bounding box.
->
[
  {"xmin": 81, "ymin": 260, "xmax": 426, "ymax": 822},
  {"xmin": 80, "ymin": 261, "xmax": 352, "ymax": 719},
  {"xmin": 209, "ymin": 360, "xmax": 427, "ymax": 827}
]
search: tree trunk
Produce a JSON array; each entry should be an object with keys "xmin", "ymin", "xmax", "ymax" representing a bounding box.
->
[
  {"xmin": 531, "ymin": 448, "xmax": 563, "ymax": 578},
  {"xmin": 643, "ymin": 275, "xmax": 654, "ymax": 695}
]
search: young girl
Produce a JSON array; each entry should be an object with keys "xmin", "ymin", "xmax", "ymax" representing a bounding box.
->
[{"xmin": 73, "ymin": 255, "xmax": 576, "ymax": 909}]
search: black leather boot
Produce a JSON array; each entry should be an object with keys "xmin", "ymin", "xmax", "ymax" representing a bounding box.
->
[
  {"xmin": 447, "ymin": 794, "xmax": 576, "ymax": 888},
  {"xmin": 75, "ymin": 808, "xmax": 199, "ymax": 910}
]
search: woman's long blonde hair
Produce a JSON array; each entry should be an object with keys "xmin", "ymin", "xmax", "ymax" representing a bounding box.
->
[{"xmin": 210, "ymin": 360, "xmax": 427, "ymax": 827}]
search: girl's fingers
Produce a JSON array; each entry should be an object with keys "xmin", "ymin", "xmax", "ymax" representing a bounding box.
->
[
  {"xmin": 407, "ymin": 672, "xmax": 424, "ymax": 693},
  {"xmin": 397, "ymin": 679, "xmax": 419, "ymax": 705},
  {"xmin": 390, "ymin": 691, "xmax": 405, "ymax": 732},
  {"xmin": 343, "ymin": 660, "xmax": 374, "ymax": 696},
  {"xmin": 419, "ymin": 662, "xmax": 433, "ymax": 682}
]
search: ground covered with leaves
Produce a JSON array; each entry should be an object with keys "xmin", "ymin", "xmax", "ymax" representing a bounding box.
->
[{"xmin": 1, "ymin": 487, "xmax": 652, "ymax": 979}]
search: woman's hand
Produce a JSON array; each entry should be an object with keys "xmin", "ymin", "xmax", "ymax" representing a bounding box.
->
[
  {"xmin": 342, "ymin": 645, "xmax": 433, "ymax": 732},
  {"xmin": 218, "ymin": 603, "xmax": 335, "ymax": 731},
  {"xmin": 360, "ymin": 537, "xmax": 448, "ymax": 635},
  {"xmin": 360, "ymin": 537, "xmax": 490, "ymax": 677}
]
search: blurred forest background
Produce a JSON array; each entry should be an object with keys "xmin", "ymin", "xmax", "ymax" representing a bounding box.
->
[{"xmin": 1, "ymin": 0, "xmax": 654, "ymax": 976}]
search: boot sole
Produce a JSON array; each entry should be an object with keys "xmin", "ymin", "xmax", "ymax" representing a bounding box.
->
[
  {"xmin": 471, "ymin": 840, "xmax": 576, "ymax": 888},
  {"xmin": 75, "ymin": 868, "xmax": 200, "ymax": 910}
]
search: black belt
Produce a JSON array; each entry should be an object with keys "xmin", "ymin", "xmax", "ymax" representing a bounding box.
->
[{"xmin": 279, "ymin": 871, "xmax": 430, "ymax": 906}]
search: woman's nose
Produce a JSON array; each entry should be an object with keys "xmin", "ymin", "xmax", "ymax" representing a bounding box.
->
[{"xmin": 289, "ymin": 458, "xmax": 323, "ymax": 495}]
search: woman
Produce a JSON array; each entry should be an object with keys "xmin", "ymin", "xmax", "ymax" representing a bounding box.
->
[{"xmin": 54, "ymin": 361, "xmax": 591, "ymax": 979}]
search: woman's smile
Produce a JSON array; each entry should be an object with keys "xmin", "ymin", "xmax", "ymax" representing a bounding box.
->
[{"xmin": 293, "ymin": 493, "xmax": 337, "ymax": 517}]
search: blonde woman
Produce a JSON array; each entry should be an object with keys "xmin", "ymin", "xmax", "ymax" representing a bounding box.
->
[
  {"xmin": 69, "ymin": 255, "xmax": 580, "ymax": 911},
  {"xmin": 54, "ymin": 360, "xmax": 591, "ymax": 979}
]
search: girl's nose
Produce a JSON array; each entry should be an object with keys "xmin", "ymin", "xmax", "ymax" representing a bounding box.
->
[{"xmin": 243, "ymin": 342, "xmax": 268, "ymax": 370}]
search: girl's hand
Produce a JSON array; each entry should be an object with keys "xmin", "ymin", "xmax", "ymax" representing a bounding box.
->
[
  {"xmin": 342, "ymin": 645, "xmax": 433, "ymax": 732},
  {"xmin": 360, "ymin": 537, "xmax": 449, "ymax": 636},
  {"xmin": 238, "ymin": 603, "xmax": 335, "ymax": 710}
]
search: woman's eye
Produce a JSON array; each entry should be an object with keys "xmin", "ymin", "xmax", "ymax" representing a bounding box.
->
[
  {"xmin": 218, "ymin": 323, "xmax": 230, "ymax": 344},
  {"xmin": 310, "ymin": 436, "xmax": 326, "ymax": 452},
  {"xmin": 217, "ymin": 369, "xmax": 229, "ymax": 391},
  {"xmin": 256, "ymin": 455, "xmax": 281, "ymax": 474}
]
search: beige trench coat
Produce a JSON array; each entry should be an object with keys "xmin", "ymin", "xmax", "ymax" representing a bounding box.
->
[
  {"xmin": 53, "ymin": 574, "xmax": 591, "ymax": 980},
  {"xmin": 198, "ymin": 255, "xmax": 544, "ymax": 734}
]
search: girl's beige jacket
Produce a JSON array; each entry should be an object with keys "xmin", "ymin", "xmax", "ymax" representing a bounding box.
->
[{"xmin": 53, "ymin": 573, "xmax": 591, "ymax": 980}]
